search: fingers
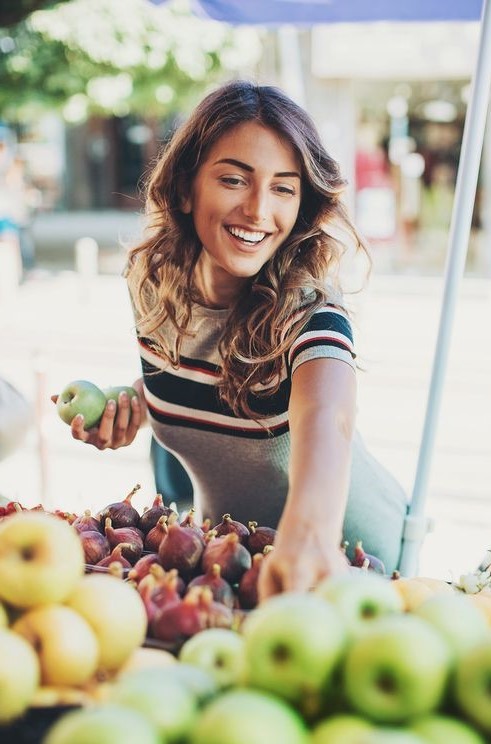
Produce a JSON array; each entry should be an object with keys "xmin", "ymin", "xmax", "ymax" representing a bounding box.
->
[
  {"xmin": 50, "ymin": 394, "xmax": 58, "ymax": 404},
  {"xmin": 68, "ymin": 393, "xmax": 142, "ymax": 450}
]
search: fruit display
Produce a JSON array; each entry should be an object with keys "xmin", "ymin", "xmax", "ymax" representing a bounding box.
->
[
  {"xmin": 38, "ymin": 571, "xmax": 491, "ymax": 744},
  {"xmin": 2, "ymin": 488, "xmax": 491, "ymax": 742}
]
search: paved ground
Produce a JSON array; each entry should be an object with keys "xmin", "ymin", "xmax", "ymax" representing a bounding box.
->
[{"xmin": 1, "ymin": 228, "xmax": 490, "ymax": 581}]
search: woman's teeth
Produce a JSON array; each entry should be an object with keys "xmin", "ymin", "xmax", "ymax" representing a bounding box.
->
[{"xmin": 227, "ymin": 226, "xmax": 266, "ymax": 244}]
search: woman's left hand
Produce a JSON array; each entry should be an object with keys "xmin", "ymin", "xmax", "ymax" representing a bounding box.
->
[{"xmin": 257, "ymin": 520, "xmax": 350, "ymax": 602}]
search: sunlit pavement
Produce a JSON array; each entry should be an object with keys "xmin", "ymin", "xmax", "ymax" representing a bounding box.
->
[{"xmin": 1, "ymin": 267, "xmax": 490, "ymax": 581}]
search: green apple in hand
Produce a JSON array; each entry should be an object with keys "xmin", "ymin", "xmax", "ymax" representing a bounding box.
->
[
  {"xmin": 0, "ymin": 511, "xmax": 84, "ymax": 608},
  {"xmin": 56, "ymin": 379, "xmax": 107, "ymax": 429},
  {"xmin": 343, "ymin": 614, "xmax": 450, "ymax": 724},
  {"xmin": 0, "ymin": 628, "xmax": 40, "ymax": 724},
  {"xmin": 189, "ymin": 688, "xmax": 310, "ymax": 744},
  {"xmin": 179, "ymin": 628, "xmax": 247, "ymax": 690},
  {"xmin": 103, "ymin": 385, "xmax": 138, "ymax": 403},
  {"xmin": 43, "ymin": 704, "xmax": 160, "ymax": 744}
]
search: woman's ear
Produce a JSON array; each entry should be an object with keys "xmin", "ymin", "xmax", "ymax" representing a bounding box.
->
[
  {"xmin": 177, "ymin": 177, "xmax": 192, "ymax": 214},
  {"xmin": 180, "ymin": 195, "xmax": 192, "ymax": 214}
]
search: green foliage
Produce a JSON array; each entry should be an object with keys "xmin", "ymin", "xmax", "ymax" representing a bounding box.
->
[{"xmin": 0, "ymin": 0, "xmax": 263, "ymax": 122}]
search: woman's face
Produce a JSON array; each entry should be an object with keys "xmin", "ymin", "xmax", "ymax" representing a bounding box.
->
[{"xmin": 183, "ymin": 121, "xmax": 302, "ymax": 303}]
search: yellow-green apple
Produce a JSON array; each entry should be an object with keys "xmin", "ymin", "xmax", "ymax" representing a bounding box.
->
[
  {"xmin": 241, "ymin": 592, "xmax": 346, "ymax": 718},
  {"xmin": 414, "ymin": 593, "xmax": 489, "ymax": 661},
  {"xmin": 454, "ymin": 640, "xmax": 491, "ymax": 735},
  {"xmin": 343, "ymin": 614, "xmax": 450, "ymax": 723},
  {"xmin": 115, "ymin": 645, "xmax": 176, "ymax": 677},
  {"xmin": 0, "ymin": 628, "xmax": 40, "ymax": 724},
  {"xmin": 13, "ymin": 604, "xmax": 99, "ymax": 687},
  {"xmin": 410, "ymin": 713, "xmax": 486, "ymax": 743},
  {"xmin": 56, "ymin": 379, "xmax": 107, "ymax": 429},
  {"xmin": 0, "ymin": 511, "xmax": 84, "ymax": 608},
  {"xmin": 189, "ymin": 688, "xmax": 310, "ymax": 744},
  {"xmin": 107, "ymin": 667, "xmax": 198, "ymax": 742},
  {"xmin": 179, "ymin": 628, "xmax": 247, "ymax": 689},
  {"xmin": 391, "ymin": 577, "xmax": 434, "ymax": 611},
  {"xmin": 311, "ymin": 714, "xmax": 373, "ymax": 743},
  {"xmin": 43, "ymin": 704, "xmax": 160, "ymax": 744},
  {"xmin": 65, "ymin": 573, "xmax": 147, "ymax": 673},
  {"xmin": 166, "ymin": 663, "xmax": 218, "ymax": 705},
  {"xmin": 315, "ymin": 571, "xmax": 403, "ymax": 638}
]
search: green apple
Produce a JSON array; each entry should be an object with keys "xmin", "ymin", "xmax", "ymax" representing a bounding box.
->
[
  {"xmin": 189, "ymin": 688, "xmax": 310, "ymax": 744},
  {"xmin": 103, "ymin": 385, "xmax": 138, "ymax": 403},
  {"xmin": 413, "ymin": 593, "xmax": 490, "ymax": 662},
  {"xmin": 43, "ymin": 704, "xmax": 160, "ymax": 744},
  {"xmin": 65, "ymin": 573, "xmax": 147, "ymax": 673},
  {"xmin": 0, "ymin": 511, "xmax": 85, "ymax": 608},
  {"xmin": 411, "ymin": 713, "xmax": 486, "ymax": 743},
  {"xmin": 315, "ymin": 571, "xmax": 403, "ymax": 638},
  {"xmin": 179, "ymin": 628, "xmax": 247, "ymax": 689},
  {"xmin": 56, "ymin": 379, "xmax": 107, "ymax": 429},
  {"xmin": 161, "ymin": 662, "xmax": 218, "ymax": 705},
  {"xmin": 0, "ymin": 628, "xmax": 40, "ymax": 724},
  {"xmin": 13, "ymin": 604, "xmax": 99, "ymax": 687},
  {"xmin": 343, "ymin": 614, "xmax": 450, "ymax": 723},
  {"xmin": 454, "ymin": 640, "xmax": 491, "ymax": 735},
  {"xmin": 241, "ymin": 591, "xmax": 346, "ymax": 718},
  {"xmin": 311, "ymin": 714, "xmax": 373, "ymax": 743},
  {"xmin": 107, "ymin": 666, "xmax": 198, "ymax": 742}
]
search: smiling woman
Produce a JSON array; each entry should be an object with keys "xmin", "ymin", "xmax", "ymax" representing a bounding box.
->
[{"xmin": 63, "ymin": 79, "xmax": 408, "ymax": 597}]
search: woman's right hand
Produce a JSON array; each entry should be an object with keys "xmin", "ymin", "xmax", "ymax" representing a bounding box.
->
[{"xmin": 50, "ymin": 390, "xmax": 143, "ymax": 450}]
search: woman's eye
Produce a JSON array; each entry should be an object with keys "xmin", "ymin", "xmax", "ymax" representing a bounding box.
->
[
  {"xmin": 275, "ymin": 185, "xmax": 296, "ymax": 196},
  {"xmin": 220, "ymin": 176, "xmax": 245, "ymax": 186}
]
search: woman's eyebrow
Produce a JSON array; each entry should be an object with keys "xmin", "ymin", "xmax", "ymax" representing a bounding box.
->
[{"xmin": 213, "ymin": 158, "xmax": 300, "ymax": 179}]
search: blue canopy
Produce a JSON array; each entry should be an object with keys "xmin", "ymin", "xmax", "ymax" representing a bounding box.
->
[{"xmin": 151, "ymin": 0, "xmax": 483, "ymax": 24}]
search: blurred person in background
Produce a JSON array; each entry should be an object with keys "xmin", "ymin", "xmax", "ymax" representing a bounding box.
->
[
  {"xmin": 0, "ymin": 376, "xmax": 32, "ymax": 499},
  {"xmin": 54, "ymin": 80, "xmax": 408, "ymax": 598}
]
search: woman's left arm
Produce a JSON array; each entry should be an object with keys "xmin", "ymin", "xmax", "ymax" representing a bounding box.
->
[{"xmin": 258, "ymin": 356, "xmax": 357, "ymax": 600}]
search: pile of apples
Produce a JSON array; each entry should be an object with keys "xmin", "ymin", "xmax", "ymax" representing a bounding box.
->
[
  {"xmin": 37, "ymin": 568, "xmax": 491, "ymax": 744},
  {"xmin": 0, "ymin": 510, "xmax": 148, "ymax": 728}
]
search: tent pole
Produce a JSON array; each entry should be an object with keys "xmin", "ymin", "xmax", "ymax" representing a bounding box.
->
[{"xmin": 398, "ymin": 0, "xmax": 491, "ymax": 577}]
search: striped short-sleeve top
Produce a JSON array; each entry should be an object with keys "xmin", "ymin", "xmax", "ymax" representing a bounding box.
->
[{"xmin": 138, "ymin": 301, "xmax": 355, "ymax": 528}]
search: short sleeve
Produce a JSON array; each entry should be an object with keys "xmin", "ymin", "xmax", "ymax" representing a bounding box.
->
[{"xmin": 288, "ymin": 304, "xmax": 356, "ymax": 376}]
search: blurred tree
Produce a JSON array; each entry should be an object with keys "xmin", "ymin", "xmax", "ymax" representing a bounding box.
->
[{"xmin": 0, "ymin": 0, "xmax": 263, "ymax": 122}]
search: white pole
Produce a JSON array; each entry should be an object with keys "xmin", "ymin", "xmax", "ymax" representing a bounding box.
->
[{"xmin": 398, "ymin": 0, "xmax": 491, "ymax": 576}]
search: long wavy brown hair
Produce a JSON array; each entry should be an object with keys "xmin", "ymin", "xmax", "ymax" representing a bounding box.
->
[{"xmin": 126, "ymin": 79, "xmax": 369, "ymax": 418}]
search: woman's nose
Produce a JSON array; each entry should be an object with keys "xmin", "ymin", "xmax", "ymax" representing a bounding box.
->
[{"xmin": 243, "ymin": 189, "xmax": 268, "ymax": 224}]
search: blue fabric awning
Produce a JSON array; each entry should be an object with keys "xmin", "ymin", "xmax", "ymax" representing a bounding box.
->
[{"xmin": 151, "ymin": 0, "xmax": 483, "ymax": 25}]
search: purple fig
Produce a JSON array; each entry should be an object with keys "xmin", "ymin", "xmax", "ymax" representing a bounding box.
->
[
  {"xmin": 187, "ymin": 563, "xmax": 235, "ymax": 609},
  {"xmin": 247, "ymin": 521, "xmax": 277, "ymax": 555},
  {"xmin": 202, "ymin": 532, "xmax": 252, "ymax": 584},
  {"xmin": 97, "ymin": 484, "xmax": 141, "ymax": 529},
  {"xmin": 213, "ymin": 513, "xmax": 250, "ymax": 545},
  {"xmin": 158, "ymin": 521, "xmax": 205, "ymax": 579}
]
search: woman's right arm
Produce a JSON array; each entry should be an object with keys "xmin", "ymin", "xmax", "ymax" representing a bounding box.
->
[{"xmin": 51, "ymin": 378, "xmax": 146, "ymax": 450}]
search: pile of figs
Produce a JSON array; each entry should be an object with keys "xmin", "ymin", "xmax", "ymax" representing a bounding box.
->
[{"xmin": 0, "ymin": 485, "xmax": 386, "ymax": 649}]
